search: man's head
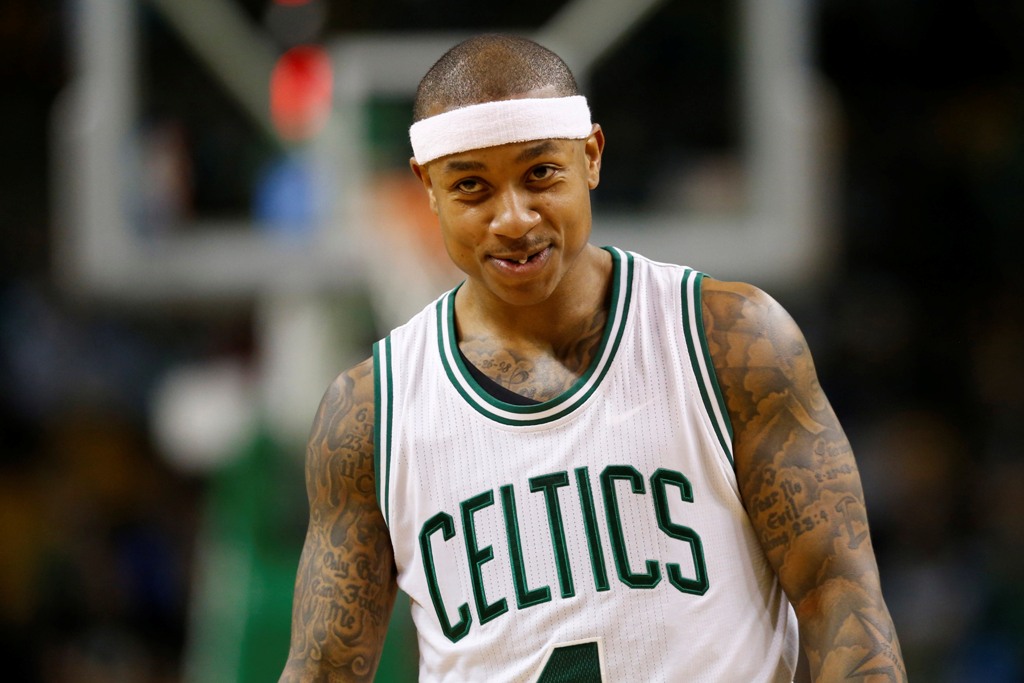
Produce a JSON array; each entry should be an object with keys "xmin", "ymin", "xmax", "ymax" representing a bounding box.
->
[
  {"xmin": 412, "ymin": 34, "xmax": 580, "ymax": 122},
  {"xmin": 408, "ymin": 34, "xmax": 606, "ymax": 310},
  {"xmin": 408, "ymin": 35, "xmax": 592, "ymax": 167}
]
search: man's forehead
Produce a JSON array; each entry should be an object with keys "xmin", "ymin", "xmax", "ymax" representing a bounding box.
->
[{"xmin": 434, "ymin": 139, "xmax": 574, "ymax": 172}]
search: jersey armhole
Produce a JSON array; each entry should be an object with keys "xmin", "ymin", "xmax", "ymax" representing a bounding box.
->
[
  {"xmin": 680, "ymin": 270, "xmax": 736, "ymax": 467},
  {"xmin": 372, "ymin": 337, "xmax": 394, "ymax": 528}
]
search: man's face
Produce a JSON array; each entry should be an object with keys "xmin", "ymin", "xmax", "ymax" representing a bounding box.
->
[{"xmin": 411, "ymin": 125, "xmax": 604, "ymax": 309}]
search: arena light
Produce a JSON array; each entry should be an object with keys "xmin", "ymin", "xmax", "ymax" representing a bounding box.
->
[{"xmin": 269, "ymin": 44, "xmax": 333, "ymax": 142}]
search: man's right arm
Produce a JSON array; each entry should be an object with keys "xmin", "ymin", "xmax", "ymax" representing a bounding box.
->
[{"xmin": 279, "ymin": 358, "xmax": 398, "ymax": 683}]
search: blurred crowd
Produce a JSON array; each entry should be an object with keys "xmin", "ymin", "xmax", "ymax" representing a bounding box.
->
[
  {"xmin": 813, "ymin": 2, "xmax": 1024, "ymax": 679},
  {"xmin": 2, "ymin": 1, "xmax": 1024, "ymax": 682}
]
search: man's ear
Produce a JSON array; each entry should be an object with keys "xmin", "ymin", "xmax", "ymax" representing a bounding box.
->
[
  {"xmin": 410, "ymin": 158, "xmax": 438, "ymax": 214},
  {"xmin": 584, "ymin": 124, "xmax": 605, "ymax": 190}
]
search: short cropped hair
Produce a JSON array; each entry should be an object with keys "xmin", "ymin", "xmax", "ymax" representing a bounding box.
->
[{"xmin": 413, "ymin": 34, "xmax": 580, "ymax": 122}]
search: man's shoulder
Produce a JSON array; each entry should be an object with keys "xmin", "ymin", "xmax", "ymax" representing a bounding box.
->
[
  {"xmin": 316, "ymin": 357, "xmax": 377, "ymax": 434},
  {"xmin": 332, "ymin": 356, "xmax": 375, "ymax": 389},
  {"xmin": 698, "ymin": 277, "xmax": 810, "ymax": 368},
  {"xmin": 699, "ymin": 276, "xmax": 771, "ymax": 304}
]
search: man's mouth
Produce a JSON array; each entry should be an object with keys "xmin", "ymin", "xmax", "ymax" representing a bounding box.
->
[
  {"xmin": 490, "ymin": 246, "xmax": 551, "ymax": 271},
  {"xmin": 504, "ymin": 253, "xmax": 536, "ymax": 265}
]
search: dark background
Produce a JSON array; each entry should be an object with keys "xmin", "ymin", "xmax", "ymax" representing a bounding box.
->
[{"xmin": 2, "ymin": 1, "xmax": 1023, "ymax": 681}]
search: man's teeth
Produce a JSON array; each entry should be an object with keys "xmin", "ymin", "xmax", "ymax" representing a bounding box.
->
[{"xmin": 518, "ymin": 258, "xmax": 528, "ymax": 264}]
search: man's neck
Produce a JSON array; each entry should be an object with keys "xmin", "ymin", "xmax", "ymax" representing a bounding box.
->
[{"xmin": 454, "ymin": 245, "xmax": 613, "ymax": 402}]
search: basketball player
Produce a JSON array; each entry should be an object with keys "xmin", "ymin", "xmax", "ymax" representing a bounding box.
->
[{"xmin": 278, "ymin": 34, "xmax": 906, "ymax": 682}]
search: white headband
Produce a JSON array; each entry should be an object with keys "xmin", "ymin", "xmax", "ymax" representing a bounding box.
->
[{"xmin": 409, "ymin": 95, "xmax": 592, "ymax": 165}]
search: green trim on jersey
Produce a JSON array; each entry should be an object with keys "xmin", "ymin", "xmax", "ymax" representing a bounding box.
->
[
  {"xmin": 373, "ymin": 337, "xmax": 395, "ymax": 527},
  {"xmin": 436, "ymin": 247, "xmax": 634, "ymax": 426},
  {"xmin": 680, "ymin": 270, "xmax": 735, "ymax": 465}
]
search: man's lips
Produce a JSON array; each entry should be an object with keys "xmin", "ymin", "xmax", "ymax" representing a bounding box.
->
[
  {"xmin": 488, "ymin": 246, "xmax": 552, "ymax": 272},
  {"xmin": 491, "ymin": 244, "xmax": 549, "ymax": 262}
]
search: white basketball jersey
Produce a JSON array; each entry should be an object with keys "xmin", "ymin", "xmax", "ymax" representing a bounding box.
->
[{"xmin": 373, "ymin": 248, "xmax": 798, "ymax": 682}]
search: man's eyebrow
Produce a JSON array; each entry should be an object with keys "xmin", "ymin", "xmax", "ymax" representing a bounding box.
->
[
  {"xmin": 439, "ymin": 140, "xmax": 561, "ymax": 172},
  {"xmin": 442, "ymin": 159, "xmax": 487, "ymax": 172},
  {"xmin": 516, "ymin": 140, "xmax": 560, "ymax": 163}
]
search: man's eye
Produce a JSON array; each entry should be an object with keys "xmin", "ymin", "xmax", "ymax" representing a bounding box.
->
[
  {"xmin": 456, "ymin": 179, "xmax": 483, "ymax": 193},
  {"xmin": 529, "ymin": 165, "xmax": 556, "ymax": 181}
]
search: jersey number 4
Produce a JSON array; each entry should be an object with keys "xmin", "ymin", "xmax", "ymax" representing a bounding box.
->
[{"xmin": 531, "ymin": 638, "xmax": 604, "ymax": 683}]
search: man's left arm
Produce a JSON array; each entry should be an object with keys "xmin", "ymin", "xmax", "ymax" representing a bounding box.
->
[{"xmin": 702, "ymin": 278, "xmax": 907, "ymax": 682}]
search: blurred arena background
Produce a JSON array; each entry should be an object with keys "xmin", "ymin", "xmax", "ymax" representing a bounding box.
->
[{"xmin": 2, "ymin": 1, "xmax": 1023, "ymax": 681}]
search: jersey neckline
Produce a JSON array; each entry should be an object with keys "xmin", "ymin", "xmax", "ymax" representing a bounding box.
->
[{"xmin": 435, "ymin": 247, "xmax": 634, "ymax": 426}]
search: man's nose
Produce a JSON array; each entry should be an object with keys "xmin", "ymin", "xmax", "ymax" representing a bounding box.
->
[{"xmin": 489, "ymin": 187, "xmax": 541, "ymax": 238}]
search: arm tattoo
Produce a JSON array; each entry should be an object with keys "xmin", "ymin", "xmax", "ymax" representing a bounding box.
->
[
  {"xmin": 280, "ymin": 360, "xmax": 397, "ymax": 683},
  {"xmin": 702, "ymin": 284, "xmax": 907, "ymax": 682},
  {"xmin": 847, "ymin": 611, "xmax": 906, "ymax": 682}
]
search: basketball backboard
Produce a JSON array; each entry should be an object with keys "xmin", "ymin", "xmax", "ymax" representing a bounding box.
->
[{"xmin": 53, "ymin": 0, "xmax": 833, "ymax": 314}]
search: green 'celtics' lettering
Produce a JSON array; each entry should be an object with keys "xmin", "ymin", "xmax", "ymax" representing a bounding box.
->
[
  {"xmin": 576, "ymin": 467, "xmax": 610, "ymax": 592},
  {"xmin": 529, "ymin": 472, "xmax": 576, "ymax": 599},
  {"xmin": 461, "ymin": 491, "xmax": 508, "ymax": 624},
  {"xmin": 501, "ymin": 484, "xmax": 552, "ymax": 609},
  {"xmin": 420, "ymin": 465, "xmax": 709, "ymax": 641},
  {"xmin": 601, "ymin": 465, "xmax": 661, "ymax": 589},
  {"xmin": 651, "ymin": 468, "xmax": 710, "ymax": 595},
  {"xmin": 419, "ymin": 512, "xmax": 472, "ymax": 642}
]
